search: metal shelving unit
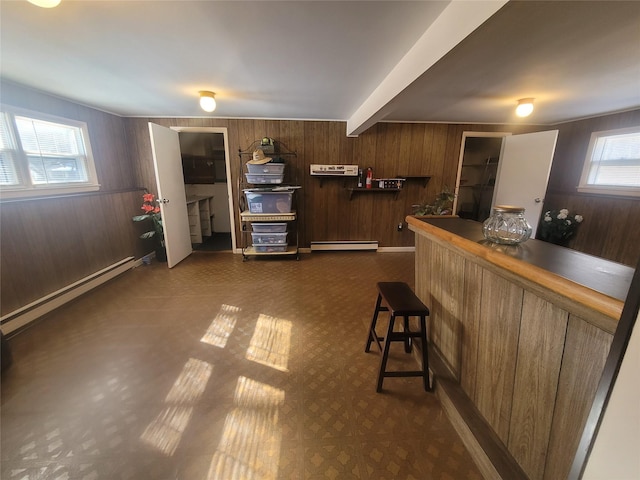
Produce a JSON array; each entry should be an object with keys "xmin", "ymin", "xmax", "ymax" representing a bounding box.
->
[{"xmin": 238, "ymin": 140, "xmax": 300, "ymax": 261}]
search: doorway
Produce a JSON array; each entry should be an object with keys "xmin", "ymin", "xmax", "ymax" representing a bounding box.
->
[
  {"xmin": 453, "ymin": 130, "xmax": 558, "ymax": 235},
  {"xmin": 453, "ymin": 132, "xmax": 510, "ymax": 221},
  {"xmin": 171, "ymin": 127, "xmax": 236, "ymax": 252}
]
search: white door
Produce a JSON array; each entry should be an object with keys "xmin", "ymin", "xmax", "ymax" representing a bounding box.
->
[
  {"xmin": 149, "ymin": 122, "xmax": 192, "ymax": 268},
  {"xmin": 492, "ymin": 130, "xmax": 559, "ymax": 237}
]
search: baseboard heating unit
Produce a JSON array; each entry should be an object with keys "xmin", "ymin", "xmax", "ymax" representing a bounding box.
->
[
  {"xmin": 310, "ymin": 241, "xmax": 378, "ymax": 251},
  {"xmin": 1, "ymin": 256, "xmax": 135, "ymax": 336}
]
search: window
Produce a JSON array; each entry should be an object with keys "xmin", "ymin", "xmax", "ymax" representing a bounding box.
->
[
  {"xmin": 578, "ymin": 126, "xmax": 640, "ymax": 197},
  {"xmin": 0, "ymin": 107, "xmax": 99, "ymax": 198}
]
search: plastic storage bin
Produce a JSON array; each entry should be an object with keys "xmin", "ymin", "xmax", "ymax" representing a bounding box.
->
[
  {"xmin": 244, "ymin": 190, "xmax": 293, "ymax": 214},
  {"xmin": 253, "ymin": 245, "xmax": 288, "ymax": 253},
  {"xmin": 246, "ymin": 163, "xmax": 286, "ymax": 174},
  {"xmin": 251, "ymin": 232, "xmax": 288, "ymax": 245},
  {"xmin": 251, "ymin": 223, "xmax": 287, "ymax": 233},
  {"xmin": 245, "ymin": 173, "xmax": 284, "ymax": 184}
]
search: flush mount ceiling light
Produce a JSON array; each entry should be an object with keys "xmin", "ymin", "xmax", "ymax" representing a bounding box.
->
[
  {"xmin": 27, "ymin": 0, "xmax": 61, "ymax": 7},
  {"xmin": 515, "ymin": 98, "xmax": 535, "ymax": 117},
  {"xmin": 199, "ymin": 91, "xmax": 216, "ymax": 113}
]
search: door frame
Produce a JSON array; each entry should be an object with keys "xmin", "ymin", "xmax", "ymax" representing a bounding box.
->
[
  {"xmin": 453, "ymin": 131, "xmax": 511, "ymax": 215},
  {"xmin": 169, "ymin": 126, "xmax": 238, "ymax": 253}
]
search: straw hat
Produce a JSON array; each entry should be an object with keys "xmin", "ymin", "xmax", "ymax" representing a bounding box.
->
[{"xmin": 248, "ymin": 149, "xmax": 272, "ymax": 165}]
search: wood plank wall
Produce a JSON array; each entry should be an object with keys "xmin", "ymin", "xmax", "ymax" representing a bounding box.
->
[
  {"xmin": 0, "ymin": 82, "xmax": 148, "ymax": 317},
  {"xmin": 1, "ymin": 190, "xmax": 148, "ymax": 315},
  {"xmin": 125, "ymin": 113, "xmax": 640, "ymax": 266},
  {"xmin": 124, "ymin": 117, "xmax": 533, "ymax": 250},
  {"xmin": 545, "ymin": 110, "xmax": 640, "ymax": 266},
  {"xmin": 2, "ymin": 80, "xmax": 637, "ymax": 318}
]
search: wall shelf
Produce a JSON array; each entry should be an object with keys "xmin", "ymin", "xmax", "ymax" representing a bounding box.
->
[
  {"xmin": 348, "ymin": 188, "xmax": 401, "ymax": 200},
  {"xmin": 396, "ymin": 175, "xmax": 432, "ymax": 188}
]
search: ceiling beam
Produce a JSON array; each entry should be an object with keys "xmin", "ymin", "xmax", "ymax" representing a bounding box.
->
[{"xmin": 346, "ymin": 0, "xmax": 508, "ymax": 137}]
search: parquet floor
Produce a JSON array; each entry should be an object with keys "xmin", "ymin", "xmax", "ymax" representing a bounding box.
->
[{"xmin": 1, "ymin": 251, "xmax": 483, "ymax": 479}]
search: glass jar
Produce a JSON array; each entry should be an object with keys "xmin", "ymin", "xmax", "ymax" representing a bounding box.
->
[{"xmin": 482, "ymin": 205, "xmax": 532, "ymax": 245}]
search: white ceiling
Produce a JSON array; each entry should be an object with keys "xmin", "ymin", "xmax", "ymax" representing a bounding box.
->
[{"xmin": 1, "ymin": 0, "xmax": 639, "ymax": 136}]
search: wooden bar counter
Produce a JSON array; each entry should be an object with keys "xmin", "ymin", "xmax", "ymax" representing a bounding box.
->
[{"xmin": 406, "ymin": 216, "xmax": 634, "ymax": 480}]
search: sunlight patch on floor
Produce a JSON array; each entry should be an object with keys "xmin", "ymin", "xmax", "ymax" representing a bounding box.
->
[
  {"xmin": 140, "ymin": 358, "xmax": 213, "ymax": 455},
  {"xmin": 245, "ymin": 314, "xmax": 292, "ymax": 372},
  {"xmin": 207, "ymin": 376, "xmax": 285, "ymax": 480},
  {"xmin": 201, "ymin": 304, "xmax": 241, "ymax": 349}
]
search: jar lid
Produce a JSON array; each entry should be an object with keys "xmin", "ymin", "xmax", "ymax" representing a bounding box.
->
[{"xmin": 493, "ymin": 205, "xmax": 525, "ymax": 213}]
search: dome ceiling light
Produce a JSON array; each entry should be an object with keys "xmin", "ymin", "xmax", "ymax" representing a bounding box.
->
[
  {"xmin": 199, "ymin": 91, "xmax": 216, "ymax": 113},
  {"xmin": 27, "ymin": 0, "xmax": 61, "ymax": 7},
  {"xmin": 515, "ymin": 98, "xmax": 535, "ymax": 117}
]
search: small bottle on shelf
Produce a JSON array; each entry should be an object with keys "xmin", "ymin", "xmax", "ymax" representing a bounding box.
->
[{"xmin": 366, "ymin": 167, "xmax": 373, "ymax": 189}]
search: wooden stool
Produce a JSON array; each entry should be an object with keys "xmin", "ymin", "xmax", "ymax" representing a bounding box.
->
[{"xmin": 365, "ymin": 282, "xmax": 431, "ymax": 392}]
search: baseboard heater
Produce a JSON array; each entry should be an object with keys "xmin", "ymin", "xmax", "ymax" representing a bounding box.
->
[
  {"xmin": 310, "ymin": 241, "xmax": 378, "ymax": 251},
  {"xmin": 1, "ymin": 256, "xmax": 135, "ymax": 336}
]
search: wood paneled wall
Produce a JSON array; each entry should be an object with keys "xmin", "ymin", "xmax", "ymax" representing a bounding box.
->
[
  {"xmin": 545, "ymin": 110, "xmax": 640, "ymax": 266},
  {"xmin": 2, "ymin": 80, "xmax": 636, "ymax": 319},
  {"xmin": 0, "ymin": 82, "xmax": 148, "ymax": 317},
  {"xmin": 1, "ymin": 190, "xmax": 147, "ymax": 315},
  {"xmin": 126, "ymin": 113, "xmax": 639, "ymax": 265},
  {"xmin": 124, "ymin": 117, "xmax": 533, "ymax": 250}
]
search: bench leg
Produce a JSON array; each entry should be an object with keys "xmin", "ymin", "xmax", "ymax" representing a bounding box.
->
[
  {"xmin": 403, "ymin": 315, "xmax": 412, "ymax": 353},
  {"xmin": 376, "ymin": 314, "xmax": 396, "ymax": 392},
  {"xmin": 420, "ymin": 315, "xmax": 431, "ymax": 391},
  {"xmin": 365, "ymin": 293, "xmax": 383, "ymax": 352}
]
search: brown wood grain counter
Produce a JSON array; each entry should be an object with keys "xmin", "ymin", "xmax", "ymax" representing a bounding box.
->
[{"xmin": 407, "ymin": 216, "xmax": 633, "ymax": 326}]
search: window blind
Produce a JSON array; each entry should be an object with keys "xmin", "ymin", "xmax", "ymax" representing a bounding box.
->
[{"xmin": 587, "ymin": 131, "xmax": 640, "ymax": 187}]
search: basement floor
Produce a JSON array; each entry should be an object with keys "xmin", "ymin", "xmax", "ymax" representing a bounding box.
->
[{"xmin": 1, "ymin": 251, "xmax": 483, "ymax": 479}]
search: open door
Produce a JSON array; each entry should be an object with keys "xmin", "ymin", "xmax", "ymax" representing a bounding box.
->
[
  {"xmin": 148, "ymin": 122, "xmax": 192, "ymax": 267},
  {"xmin": 492, "ymin": 130, "xmax": 559, "ymax": 237}
]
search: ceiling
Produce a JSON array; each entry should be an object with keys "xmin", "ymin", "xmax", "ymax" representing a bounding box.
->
[{"xmin": 1, "ymin": 0, "xmax": 639, "ymax": 136}]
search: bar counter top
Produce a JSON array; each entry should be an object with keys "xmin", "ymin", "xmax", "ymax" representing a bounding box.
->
[{"xmin": 407, "ymin": 216, "xmax": 634, "ymax": 325}]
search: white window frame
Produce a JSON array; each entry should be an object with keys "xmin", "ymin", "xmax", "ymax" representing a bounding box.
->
[
  {"xmin": 0, "ymin": 106, "xmax": 99, "ymax": 199},
  {"xmin": 577, "ymin": 126, "xmax": 640, "ymax": 198}
]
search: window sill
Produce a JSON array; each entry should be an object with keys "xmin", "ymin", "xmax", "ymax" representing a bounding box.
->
[
  {"xmin": 577, "ymin": 185, "xmax": 640, "ymax": 197},
  {"xmin": 576, "ymin": 185, "xmax": 640, "ymax": 198},
  {"xmin": 0, "ymin": 184, "xmax": 101, "ymax": 200}
]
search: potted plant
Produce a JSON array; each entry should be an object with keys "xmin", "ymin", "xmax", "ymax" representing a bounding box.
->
[
  {"xmin": 133, "ymin": 193, "xmax": 166, "ymax": 261},
  {"xmin": 413, "ymin": 187, "xmax": 456, "ymax": 216},
  {"xmin": 537, "ymin": 208, "xmax": 583, "ymax": 246}
]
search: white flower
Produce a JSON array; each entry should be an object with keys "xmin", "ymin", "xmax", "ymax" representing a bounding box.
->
[
  {"xmin": 560, "ymin": 208, "xmax": 569, "ymax": 215},
  {"xmin": 544, "ymin": 215, "xmax": 552, "ymax": 222},
  {"xmin": 557, "ymin": 212, "xmax": 567, "ymax": 220},
  {"xmin": 574, "ymin": 215, "xmax": 583, "ymax": 223},
  {"xmin": 566, "ymin": 219, "xmax": 572, "ymax": 225}
]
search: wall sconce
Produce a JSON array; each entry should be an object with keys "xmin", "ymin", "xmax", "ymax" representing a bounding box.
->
[
  {"xmin": 199, "ymin": 91, "xmax": 216, "ymax": 113},
  {"xmin": 515, "ymin": 98, "xmax": 535, "ymax": 117},
  {"xmin": 27, "ymin": 0, "xmax": 61, "ymax": 7}
]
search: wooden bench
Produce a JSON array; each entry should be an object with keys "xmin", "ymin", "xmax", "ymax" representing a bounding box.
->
[{"xmin": 365, "ymin": 282, "xmax": 431, "ymax": 392}]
